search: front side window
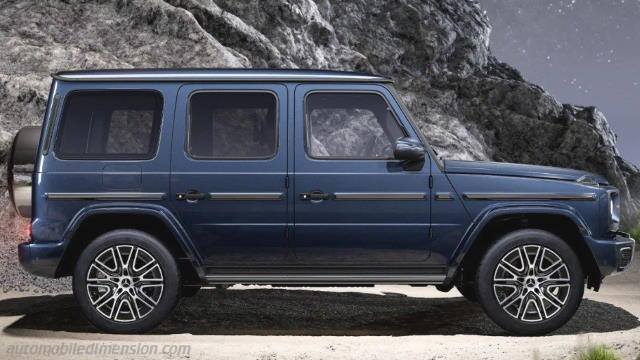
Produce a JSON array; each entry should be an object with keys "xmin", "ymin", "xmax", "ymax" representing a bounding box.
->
[
  {"xmin": 188, "ymin": 92, "xmax": 277, "ymax": 159},
  {"xmin": 55, "ymin": 91, "xmax": 162, "ymax": 159},
  {"xmin": 305, "ymin": 92, "xmax": 405, "ymax": 159}
]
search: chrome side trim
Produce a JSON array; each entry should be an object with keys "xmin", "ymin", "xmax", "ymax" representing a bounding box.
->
[
  {"xmin": 435, "ymin": 192, "xmax": 455, "ymax": 201},
  {"xmin": 462, "ymin": 192, "xmax": 597, "ymax": 201},
  {"xmin": 45, "ymin": 192, "xmax": 166, "ymax": 200},
  {"xmin": 204, "ymin": 274, "xmax": 446, "ymax": 285},
  {"xmin": 208, "ymin": 192, "xmax": 284, "ymax": 201},
  {"xmin": 333, "ymin": 192, "xmax": 426, "ymax": 201}
]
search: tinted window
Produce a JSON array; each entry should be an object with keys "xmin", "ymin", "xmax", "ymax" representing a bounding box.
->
[
  {"xmin": 188, "ymin": 92, "xmax": 277, "ymax": 159},
  {"xmin": 306, "ymin": 92, "xmax": 405, "ymax": 159},
  {"xmin": 55, "ymin": 91, "xmax": 162, "ymax": 159}
]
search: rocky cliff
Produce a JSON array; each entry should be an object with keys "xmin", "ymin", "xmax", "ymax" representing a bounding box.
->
[{"xmin": 1, "ymin": 0, "xmax": 638, "ymax": 226}]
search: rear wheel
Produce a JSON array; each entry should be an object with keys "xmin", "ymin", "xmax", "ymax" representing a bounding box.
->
[
  {"xmin": 476, "ymin": 229, "xmax": 584, "ymax": 335},
  {"xmin": 73, "ymin": 229, "xmax": 180, "ymax": 333}
]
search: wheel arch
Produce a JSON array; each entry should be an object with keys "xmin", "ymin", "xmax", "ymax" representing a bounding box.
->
[
  {"xmin": 449, "ymin": 205, "xmax": 602, "ymax": 290},
  {"xmin": 55, "ymin": 204, "xmax": 203, "ymax": 284}
]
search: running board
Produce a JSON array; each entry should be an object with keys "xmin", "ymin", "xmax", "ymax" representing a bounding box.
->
[{"xmin": 204, "ymin": 274, "xmax": 446, "ymax": 285}]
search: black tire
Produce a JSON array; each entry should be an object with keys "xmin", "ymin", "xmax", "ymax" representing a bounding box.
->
[
  {"xmin": 73, "ymin": 229, "xmax": 180, "ymax": 333},
  {"xmin": 455, "ymin": 282, "xmax": 477, "ymax": 302},
  {"xmin": 476, "ymin": 229, "xmax": 584, "ymax": 336},
  {"xmin": 181, "ymin": 285, "xmax": 201, "ymax": 297}
]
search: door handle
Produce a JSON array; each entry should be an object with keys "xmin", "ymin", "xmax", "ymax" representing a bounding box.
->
[
  {"xmin": 300, "ymin": 190, "xmax": 331, "ymax": 202},
  {"xmin": 176, "ymin": 190, "xmax": 207, "ymax": 203}
]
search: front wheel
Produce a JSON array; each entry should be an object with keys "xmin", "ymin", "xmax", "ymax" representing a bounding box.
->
[
  {"xmin": 73, "ymin": 230, "xmax": 180, "ymax": 333},
  {"xmin": 476, "ymin": 229, "xmax": 584, "ymax": 335}
]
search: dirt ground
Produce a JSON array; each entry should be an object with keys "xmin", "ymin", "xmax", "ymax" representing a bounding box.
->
[{"xmin": 0, "ymin": 258, "xmax": 638, "ymax": 360}]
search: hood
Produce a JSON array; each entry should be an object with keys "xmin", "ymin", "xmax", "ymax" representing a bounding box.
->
[{"xmin": 443, "ymin": 160, "xmax": 609, "ymax": 185}]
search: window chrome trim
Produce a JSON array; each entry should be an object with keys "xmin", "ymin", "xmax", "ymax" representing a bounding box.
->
[
  {"xmin": 208, "ymin": 192, "xmax": 284, "ymax": 201},
  {"xmin": 185, "ymin": 90, "xmax": 279, "ymax": 161},
  {"xmin": 462, "ymin": 192, "xmax": 597, "ymax": 201},
  {"xmin": 333, "ymin": 192, "xmax": 426, "ymax": 200},
  {"xmin": 303, "ymin": 89, "xmax": 409, "ymax": 161},
  {"xmin": 45, "ymin": 192, "xmax": 166, "ymax": 200},
  {"xmin": 52, "ymin": 89, "xmax": 164, "ymax": 161}
]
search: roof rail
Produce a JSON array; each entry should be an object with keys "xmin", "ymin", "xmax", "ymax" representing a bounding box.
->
[{"xmin": 52, "ymin": 68, "xmax": 393, "ymax": 83}]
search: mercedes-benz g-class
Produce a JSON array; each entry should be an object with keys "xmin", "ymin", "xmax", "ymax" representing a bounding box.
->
[{"xmin": 9, "ymin": 69, "xmax": 635, "ymax": 334}]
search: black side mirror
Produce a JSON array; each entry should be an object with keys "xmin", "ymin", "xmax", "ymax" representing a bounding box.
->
[{"xmin": 393, "ymin": 137, "xmax": 426, "ymax": 162}]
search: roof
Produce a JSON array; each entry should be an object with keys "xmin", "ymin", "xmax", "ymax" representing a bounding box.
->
[{"xmin": 52, "ymin": 68, "xmax": 393, "ymax": 83}]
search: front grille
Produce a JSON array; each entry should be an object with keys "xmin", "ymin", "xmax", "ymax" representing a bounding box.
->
[{"xmin": 619, "ymin": 247, "xmax": 633, "ymax": 270}]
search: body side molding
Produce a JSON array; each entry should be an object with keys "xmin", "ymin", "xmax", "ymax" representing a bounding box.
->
[
  {"xmin": 462, "ymin": 192, "xmax": 597, "ymax": 201},
  {"xmin": 333, "ymin": 192, "xmax": 426, "ymax": 200},
  {"xmin": 435, "ymin": 192, "xmax": 455, "ymax": 201},
  {"xmin": 45, "ymin": 192, "xmax": 166, "ymax": 201},
  {"xmin": 208, "ymin": 192, "xmax": 283, "ymax": 201}
]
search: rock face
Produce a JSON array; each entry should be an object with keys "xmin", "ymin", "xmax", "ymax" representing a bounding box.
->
[{"xmin": 1, "ymin": 0, "xmax": 638, "ymax": 226}]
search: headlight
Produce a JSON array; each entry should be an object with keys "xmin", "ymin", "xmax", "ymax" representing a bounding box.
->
[{"xmin": 609, "ymin": 191, "xmax": 620, "ymax": 232}]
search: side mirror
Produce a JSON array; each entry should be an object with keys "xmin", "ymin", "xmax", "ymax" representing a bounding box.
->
[{"xmin": 393, "ymin": 137, "xmax": 425, "ymax": 162}]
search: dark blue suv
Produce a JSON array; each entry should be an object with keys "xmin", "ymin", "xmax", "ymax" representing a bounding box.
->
[{"xmin": 8, "ymin": 69, "xmax": 635, "ymax": 334}]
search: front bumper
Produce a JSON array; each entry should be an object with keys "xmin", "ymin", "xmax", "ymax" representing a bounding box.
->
[
  {"xmin": 587, "ymin": 232, "xmax": 635, "ymax": 277},
  {"xmin": 18, "ymin": 241, "xmax": 65, "ymax": 278}
]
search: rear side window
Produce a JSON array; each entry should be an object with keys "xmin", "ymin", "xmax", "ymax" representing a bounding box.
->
[
  {"xmin": 188, "ymin": 92, "xmax": 277, "ymax": 159},
  {"xmin": 305, "ymin": 92, "xmax": 406, "ymax": 159},
  {"xmin": 55, "ymin": 91, "xmax": 162, "ymax": 160}
]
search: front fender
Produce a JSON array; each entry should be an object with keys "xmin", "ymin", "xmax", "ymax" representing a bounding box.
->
[{"xmin": 446, "ymin": 202, "xmax": 593, "ymax": 281}]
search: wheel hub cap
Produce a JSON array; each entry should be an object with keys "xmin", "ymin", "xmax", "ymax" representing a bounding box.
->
[
  {"xmin": 86, "ymin": 245, "xmax": 164, "ymax": 323},
  {"xmin": 493, "ymin": 244, "xmax": 571, "ymax": 322}
]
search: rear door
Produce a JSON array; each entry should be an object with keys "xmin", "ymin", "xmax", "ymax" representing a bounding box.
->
[
  {"xmin": 293, "ymin": 84, "xmax": 431, "ymax": 265},
  {"xmin": 170, "ymin": 84, "xmax": 289, "ymax": 266}
]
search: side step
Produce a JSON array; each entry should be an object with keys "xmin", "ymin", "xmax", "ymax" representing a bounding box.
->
[{"xmin": 204, "ymin": 274, "xmax": 446, "ymax": 286}]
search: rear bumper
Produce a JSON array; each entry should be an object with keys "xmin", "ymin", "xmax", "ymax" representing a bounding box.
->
[
  {"xmin": 587, "ymin": 232, "xmax": 635, "ymax": 277},
  {"xmin": 18, "ymin": 241, "xmax": 65, "ymax": 278}
]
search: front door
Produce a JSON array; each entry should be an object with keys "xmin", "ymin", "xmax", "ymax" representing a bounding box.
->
[
  {"xmin": 293, "ymin": 84, "xmax": 431, "ymax": 265},
  {"xmin": 171, "ymin": 84, "xmax": 288, "ymax": 266}
]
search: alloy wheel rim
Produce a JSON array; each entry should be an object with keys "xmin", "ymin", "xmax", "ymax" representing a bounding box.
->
[
  {"xmin": 86, "ymin": 245, "xmax": 164, "ymax": 323},
  {"xmin": 493, "ymin": 244, "xmax": 571, "ymax": 322}
]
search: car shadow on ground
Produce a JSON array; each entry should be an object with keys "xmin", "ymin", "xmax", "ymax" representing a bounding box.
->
[{"xmin": 0, "ymin": 289, "xmax": 638, "ymax": 336}]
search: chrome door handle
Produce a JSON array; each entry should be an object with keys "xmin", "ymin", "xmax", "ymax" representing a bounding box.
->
[
  {"xmin": 300, "ymin": 190, "xmax": 331, "ymax": 202},
  {"xmin": 176, "ymin": 190, "xmax": 206, "ymax": 203}
]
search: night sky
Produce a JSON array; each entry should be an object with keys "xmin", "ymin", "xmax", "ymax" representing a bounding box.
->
[{"xmin": 478, "ymin": 0, "xmax": 640, "ymax": 165}]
